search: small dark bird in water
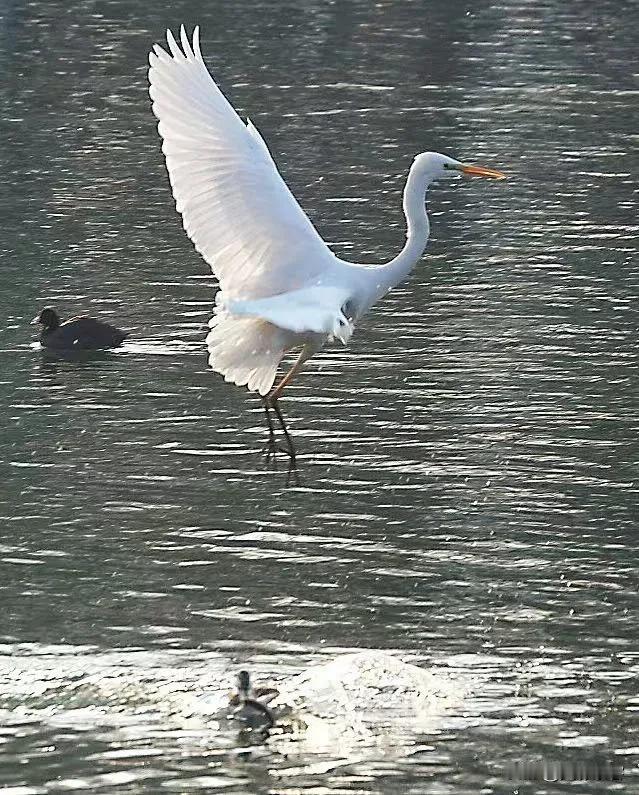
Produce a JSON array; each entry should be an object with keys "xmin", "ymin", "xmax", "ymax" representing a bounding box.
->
[
  {"xmin": 229, "ymin": 670, "xmax": 277, "ymax": 731},
  {"xmin": 32, "ymin": 307, "xmax": 128, "ymax": 350}
]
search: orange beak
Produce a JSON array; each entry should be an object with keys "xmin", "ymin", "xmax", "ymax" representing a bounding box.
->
[{"xmin": 459, "ymin": 163, "xmax": 506, "ymax": 180}]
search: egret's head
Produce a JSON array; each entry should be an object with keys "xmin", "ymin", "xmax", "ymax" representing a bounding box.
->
[{"xmin": 414, "ymin": 152, "xmax": 506, "ymax": 182}]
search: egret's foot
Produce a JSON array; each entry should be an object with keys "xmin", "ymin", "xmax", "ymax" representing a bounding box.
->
[
  {"xmin": 261, "ymin": 435, "xmax": 294, "ymax": 466},
  {"xmin": 260, "ymin": 433, "xmax": 300, "ymax": 485}
]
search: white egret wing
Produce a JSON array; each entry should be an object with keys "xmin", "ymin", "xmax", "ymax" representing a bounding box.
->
[{"xmin": 148, "ymin": 26, "xmax": 334, "ymax": 300}]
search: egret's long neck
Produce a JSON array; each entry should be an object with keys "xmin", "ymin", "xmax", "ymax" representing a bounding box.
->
[{"xmin": 372, "ymin": 162, "xmax": 432, "ymax": 300}]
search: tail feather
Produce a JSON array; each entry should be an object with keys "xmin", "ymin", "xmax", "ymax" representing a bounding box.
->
[{"xmin": 206, "ymin": 312, "xmax": 291, "ymax": 396}]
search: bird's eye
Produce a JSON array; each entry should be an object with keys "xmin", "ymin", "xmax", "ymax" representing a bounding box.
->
[{"xmin": 443, "ymin": 163, "xmax": 451, "ymax": 169}]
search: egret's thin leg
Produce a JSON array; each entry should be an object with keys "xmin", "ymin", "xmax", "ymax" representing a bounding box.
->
[
  {"xmin": 261, "ymin": 398, "xmax": 289, "ymax": 465},
  {"xmin": 262, "ymin": 344, "xmax": 316, "ymax": 474},
  {"xmin": 263, "ymin": 346, "xmax": 311, "ymax": 459},
  {"xmin": 268, "ymin": 348, "xmax": 310, "ymax": 404},
  {"xmin": 261, "ymin": 398, "xmax": 277, "ymax": 462},
  {"xmin": 262, "ymin": 398, "xmax": 275, "ymax": 440},
  {"xmin": 271, "ymin": 399, "xmax": 296, "ymax": 462}
]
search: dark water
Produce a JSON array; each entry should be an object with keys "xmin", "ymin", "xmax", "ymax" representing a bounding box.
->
[{"xmin": 1, "ymin": 0, "xmax": 638, "ymax": 792}]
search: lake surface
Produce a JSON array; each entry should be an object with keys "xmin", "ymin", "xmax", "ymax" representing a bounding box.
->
[{"xmin": 1, "ymin": 0, "xmax": 638, "ymax": 792}]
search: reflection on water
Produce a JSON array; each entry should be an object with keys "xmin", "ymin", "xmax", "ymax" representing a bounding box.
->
[{"xmin": 1, "ymin": 0, "xmax": 638, "ymax": 792}]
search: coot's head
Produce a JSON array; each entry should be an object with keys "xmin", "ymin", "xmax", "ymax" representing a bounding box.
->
[{"xmin": 31, "ymin": 307, "xmax": 60, "ymax": 331}]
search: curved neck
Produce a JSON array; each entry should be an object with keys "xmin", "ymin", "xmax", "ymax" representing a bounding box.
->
[{"xmin": 372, "ymin": 161, "xmax": 432, "ymax": 299}]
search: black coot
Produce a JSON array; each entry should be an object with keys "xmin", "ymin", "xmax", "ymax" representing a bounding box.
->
[{"xmin": 32, "ymin": 307, "xmax": 128, "ymax": 350}]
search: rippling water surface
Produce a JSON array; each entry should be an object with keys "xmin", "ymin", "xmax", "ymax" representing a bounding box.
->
[{"xmin": 1, "ymin": 0, "xmax": 638, "ymax": 792}]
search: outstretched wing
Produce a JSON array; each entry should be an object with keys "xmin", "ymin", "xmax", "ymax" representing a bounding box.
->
[{"xmin": 148, "ymin": 26, "xmax": 334, "ymax": 300}]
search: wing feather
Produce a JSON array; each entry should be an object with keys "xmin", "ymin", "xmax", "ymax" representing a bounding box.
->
[{"xmin": 148, "ymin": 26, "xmax": 334, "ymax": 299}]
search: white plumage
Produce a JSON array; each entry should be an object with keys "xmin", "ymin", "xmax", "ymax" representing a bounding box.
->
[
  {"xmin": 149, "ymin": 28, "xmax": 334, "ymax": 302},
  {"xmin": 206, "ymin": 315, "xmax": 291, "ymax": 396},
  {"xmin": 148, "ymin": 26, "xmax": 505, "ymax": 454},
  {"xmin": 222, "ymin": 285, "xmax": 354, "ymax": 341}
]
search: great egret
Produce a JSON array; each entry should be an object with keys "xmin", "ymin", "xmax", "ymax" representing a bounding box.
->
[{"xmin": 148, "ymin": 26, "xmax": 505, "ymax": 463}]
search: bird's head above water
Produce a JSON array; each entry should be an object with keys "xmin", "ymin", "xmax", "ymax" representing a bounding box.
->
[
  {"xmin": 413, "ymin": 152, "xmax": 506, "ymax": 183},
  {"xmin": 230, "ymin": 670, "xmax": 279, "ymax": 708},
  {"xmin": 31, "ymin": 307, "xmax": 60, "ymax": 331},
  {"xmin": 236, "ymin": 670, "xmax": 251, "ymax": 699}
]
